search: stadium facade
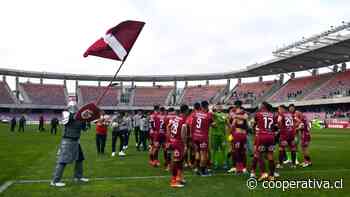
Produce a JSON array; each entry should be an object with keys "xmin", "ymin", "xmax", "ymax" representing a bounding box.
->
[{"xmin": 0, "ymin": 22, "xmax": 350, "ymax": 123}]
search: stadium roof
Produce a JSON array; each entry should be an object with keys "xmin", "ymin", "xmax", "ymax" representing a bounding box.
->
[{"xmin": 1, "ymin": 26, "xmax": 350, "ymax": 82}]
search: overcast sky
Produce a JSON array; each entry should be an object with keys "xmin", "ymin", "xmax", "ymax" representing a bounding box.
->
[{"xmin": 0, "ymin": 0, "xmax": 349, "ymax": 79}]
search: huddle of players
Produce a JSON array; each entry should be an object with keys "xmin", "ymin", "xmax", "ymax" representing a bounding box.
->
[
  {"xmin": 148, "ymin": 101, "xmax": 213, "ymax": 188},
  {"xmin": 147, "ymin": 100, "xmax": 312, "ymax": 188},
  {"xmin": 230, "ymin": 101, "xmax": 312, "ymax": 182}
]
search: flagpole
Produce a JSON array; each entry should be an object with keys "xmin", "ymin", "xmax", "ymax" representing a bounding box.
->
[{"xmin": 95, "ymin": 60, "xmax": 125, "ymax": 105}]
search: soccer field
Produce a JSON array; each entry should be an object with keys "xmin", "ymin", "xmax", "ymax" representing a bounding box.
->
[{"xmin": 0, "ymin": 123, "xmax": 349, "ymax": 197}]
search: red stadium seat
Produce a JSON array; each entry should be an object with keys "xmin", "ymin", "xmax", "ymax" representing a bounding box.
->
[
  {"xmin": 181, "ymin": 85, "xmax": 225, "ymax": 105},
  {"xmin": 20, "ymin": 83, "xmax": 67, "ymax": 106},
  {"xmin": 78, "ymin": 85, "xmax": 120, "ymax": 106},
  {"xmin": 0, "ymin": 81, "xmax": 16, "ymax": 104},
  {"xmin": 305, "ymin": 70, "xmax": 350, "ymax": 100},
  {"xmin": 227, "ymin": 81, "xmax": 275, "ymax": 104},
  {"xmin": 269, "ymin": 74, "xmax": 332, "ymax": 102},
  {"xmin": 133, "ymin": 86, "xmax": 173, "ymax": 106}
]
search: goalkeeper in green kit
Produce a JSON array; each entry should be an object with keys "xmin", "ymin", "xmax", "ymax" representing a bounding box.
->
[{"xmin": 210, "ymin": 105, "xmax": 229, "ymax": 170}]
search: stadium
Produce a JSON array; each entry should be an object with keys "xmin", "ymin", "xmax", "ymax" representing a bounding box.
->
[
  {"xmin": 1, "ymin": 1, "xmax": 350, "ymax": 197},
  {"xmin": 1, "ymin": 22, "xmax": 350, "ymax": 126}
]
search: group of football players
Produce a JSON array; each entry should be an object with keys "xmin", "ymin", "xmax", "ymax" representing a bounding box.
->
[{"xmin": 147, "ymin": 100, "xmax": 312, "ymax": 188}]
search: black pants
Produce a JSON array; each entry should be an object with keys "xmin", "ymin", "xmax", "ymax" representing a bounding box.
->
[
  {"xmin": 138, "ymin": 130, "xmax": 147, "ymax": 151},
  {"xmin": 51, "ymin": 126, "xmax": 58, "ymax": 135},
  {"xmin": 112, "ymin": 130, "xmax": 126, "ymax": 152},
  {"xmin": 125, "ymin": 130, "xmax": 130, "ymax": 146},
  {"xmin": 18, "ymin": 125, "xmax": 24, "ymax": 132},
  {"xmin": 134, "ymin": 126, "xmax": 140, "ymax": 145},
  {"xmin": 10, "ymin": 124, "xmax": 16, "ymax": 132},
  {"xmin": 96, "ymin": 134, "xmax": 107, "ymax": 154},
  {"xmin": 39, "ymin": 123, "xmax": 44, "ymax": 132}
]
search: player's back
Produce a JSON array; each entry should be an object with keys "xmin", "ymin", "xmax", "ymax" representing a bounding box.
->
[
  {"xmin": 255, "ymin": 110, "xmax": 275, "ymax": 133},
  {"xmin": 150, "ymin": 112, "xmax": 161, "ymax": 135},
  {"xmin": 166, "ymin": 112, "xmax": 177, "ymax": 125},
  {"xmin": 191, "ymin": 110, "xmax": 212, "ymax": 139},
  {"xmin": 169, "ymin": 114, "xmax": 186, "ymax": 143},
  {"xmin": 158, "ymin": 113, "xmax": 167, "ymax": 134},
  {"xmin": 279, "ymin": 112, "xmax": 295, "ymax": 134},
  {"xmin": 213, "ymin": 112, "xmax": 227, "ymax": 127}
]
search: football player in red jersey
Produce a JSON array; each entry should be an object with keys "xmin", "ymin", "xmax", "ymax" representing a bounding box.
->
[
  {"xmin": 277, "ymin": 105, "xmax": 297, "ymax": 168},
  {"xmin": 149, "ymin": 105, "xmax": 161, "ymax": 167},
  {"xmin": 188, "ymin": 102, "xmax": 201, "ymax": 172},
  {"xmin": 167, "ymin": 104, "xmax": 189, "ymax": 188},
  {"xmin": 191, "ymin": 101, "xmax": 213, "ymax": 176},
  {"xmin": 253, "ymin": 102, "xmax": 276, "ymax": 181},
  {"xmin": 153, "ymin": 107, "xmax": 168, "ymax": 169},
  {"xmin": 230, "ymin": 100, "xmax": 249, "ymax": 174},
  {"xmin": 164, "ymin": 107, "xmax": 177, "ymax": 170},
  {"xmin": 295, "ymin": 111, "xmax": 312, "ymax": 167}
]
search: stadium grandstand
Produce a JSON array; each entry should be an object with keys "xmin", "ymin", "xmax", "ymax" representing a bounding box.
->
[
  {"xmin": 78, "ymin": 85, "xmax": 120, "ymax": 107},
  {"xmin": 132, "ymin": 86, "xmax": 173, "ymax": 107},
  {"xmin": 180, "ymin": 84, "xmax": 227, "ymax": 105},
  {"xmin": 1, "ymin": 22, "xmax": 350, "ymax": 122}
]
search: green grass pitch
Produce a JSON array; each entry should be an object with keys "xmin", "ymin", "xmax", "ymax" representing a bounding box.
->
[{"xmin": 0, "ymin": 123, "xmax": 349, "ymax": 197}]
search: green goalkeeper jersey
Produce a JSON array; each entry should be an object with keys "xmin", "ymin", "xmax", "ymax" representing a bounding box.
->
[{"xmin": 211, "ymin": 112, "xmax": 227, "ymax": 136}]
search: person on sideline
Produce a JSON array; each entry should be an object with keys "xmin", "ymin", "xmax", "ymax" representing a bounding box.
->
[
  {"xmin": 96, "ymin": 114, "xmax": 109, "ymax": 154},
  {"xmin": 50, "ymin": 101, "xmax": 88, "ymax": 187}
]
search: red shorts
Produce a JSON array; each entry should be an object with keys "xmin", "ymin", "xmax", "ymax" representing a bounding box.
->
[
  {"xmin": 279, "ymin": 132, "xmax": 296, "ymax": 151},
  {"xmin": 232, "ymin": 132, "xmax": 247, "ymax": 150},
  {"xmin": 256, "ymin": 132, "xmax": 275, "ymax": 152},
  {"xmin": 301, "ymin": 133, "xmax": 311, "ymax": 148},
  {"xmin": 192, "ymin": 138, "xmax": 208, "ymax": 151},
  {"xmin": 170, "ymin": 142, "xmax": 184, "ymax": 161},
  {"xmin": 153, "ymin": 133, "xmax": 167, "ymax": 148}
]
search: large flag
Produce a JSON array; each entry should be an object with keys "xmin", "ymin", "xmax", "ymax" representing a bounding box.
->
[
  {"xmin": 83, "ymin": 20, "xmax": 145, "ymax": 61},
  {"xmin": 76, "ymin": 20, "xmax": 145, "ymax": 122}
]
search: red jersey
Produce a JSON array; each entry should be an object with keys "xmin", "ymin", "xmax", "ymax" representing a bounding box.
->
[
  {"xmin": 255, "ymin": 110, "xmax": 275, "ymax": 133},
  {"xmin": 166, "ymin": 112, "xmax": 177, "ymax": 127},
  {"xmin": 150, "ymin": 111, "xmax": 161, "ymax": 136},
  {"xmin": 96, "ymin": 123, "xmax": 108, "ymax": 135},
  {"xmin": 278, "ymin": 112, "xmax": 295, "ymax": 135},
  {"xmin": 296, "ymin": 113, "xmax": 310, "ymax": 135},
  {"xmin": 229, "ymin": 107, "xmax": 237, "ymax": 124},
  {"xmin": 233, "ymin": 110, "xmax": 248, "ymax": 131},
  {"xmin": 158, "ymin": 113, "xmax": 167, "ymax": 135},
  {"xmin": 169, "ymin": 114, "xmax": 187, "ymax": 144},
  {"xmin": 166, "ymin": 112, "xmax": 177, "ymax": 140},
  {"xmin": 186, "ymin": 111, "xmax": 194, "ymax": 125},
  {"xmin": 191, "ymin": 110, "xmax": 213, "ymax": 140}
]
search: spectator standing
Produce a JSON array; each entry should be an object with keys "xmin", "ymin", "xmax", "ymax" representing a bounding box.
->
[
  {"xmin": 133, "ymin": 111, "xmax": 142, "ymax": 150},
  {"xmin": 111, "ymin": 112, "xmax": 128, "ymax": 157},
  {"xmin": 123, "ymin": 112, "xmax": 133, "ymax": 150},
  {"xmin": 139, "ymin": 113, "xmax": 149, "ymax": 151},
  {"xmin": 18, "ymin": 115, "xmax": 26, "ymax": 132},
  {"xmin": 39, "ymin": 115, "xmax": 45, "ymax": 132},
  {"xmin": 95, "ymin": 116, "xmax": 109, "ymax": 154},
  {"xmin": 10, "ymin": 117, "xmax": 16, "ymax": 132},
  {"xmin": 51, "ymin": 117, "xmax": 59, "ymax": 135}
]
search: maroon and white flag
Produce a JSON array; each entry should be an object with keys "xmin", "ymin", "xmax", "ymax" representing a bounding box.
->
[
  {"xmin": 76, "ymin": 20, "xmax": 145, "ymax": 122},
  {"xmin": 83, "ymin": 20, "xmax": 145, "ymax": 61}
]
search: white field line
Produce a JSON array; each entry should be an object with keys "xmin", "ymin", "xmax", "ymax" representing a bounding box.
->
[
  {"xmin": 0, "ymin": 181, "xmax": 14, "ymax": 194},
  {"xmin": 1, "ymin": 168, "xmax": 349, "ymax": 194}
]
